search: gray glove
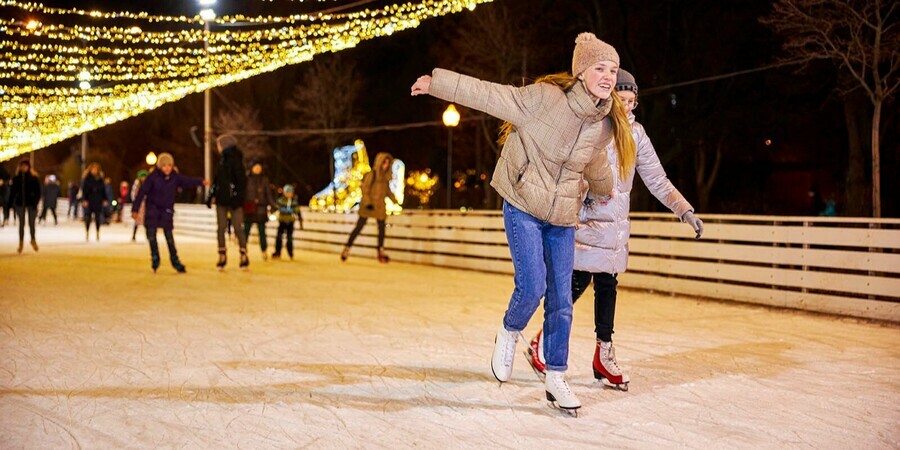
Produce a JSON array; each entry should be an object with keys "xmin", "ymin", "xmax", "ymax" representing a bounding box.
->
[{"xmin": 681, "ymin": 211, "xmax": 704, "ymax": 239}]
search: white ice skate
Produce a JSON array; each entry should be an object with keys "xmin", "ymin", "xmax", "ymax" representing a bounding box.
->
[
  {"xmin": 491, "ymin": 326, "xmax": 520, "ymax": 384},
  {"xmin": 545, "ymin": 370, "xmax": 581, "ymax": 416},
  {"xmin": 593, "ymin": 340, "xmax": 630, "ymax": 391}
]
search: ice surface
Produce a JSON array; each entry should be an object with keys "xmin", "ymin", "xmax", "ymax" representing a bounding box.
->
[{"xmin": 1, "ymin": 222, "xmax": 898, "ymax": 448}]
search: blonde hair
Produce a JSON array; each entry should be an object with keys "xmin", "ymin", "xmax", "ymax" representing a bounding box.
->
[
  {"xmin": 609, "ymin": 90, "xmax": 636, "ymax": 180},
  {"xmin": 82, "ymin": 162, "xmax": 104, "ymax": 180},
  {"xmin": 497, "ymin": 73, "xmax": 636, "ymax": 181}
]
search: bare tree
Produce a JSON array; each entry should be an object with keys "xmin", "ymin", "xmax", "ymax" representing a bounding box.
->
[
  {"xmin": 763, "ymin": 0, "xmax": 899, "ymax": 217},
  {"xmin": 213, "ymin": 104, "xmax": 271, "ymax": 162},
  {"xmin": 284, "ymin": 54, "xmax": 365, "ymax": 154}
]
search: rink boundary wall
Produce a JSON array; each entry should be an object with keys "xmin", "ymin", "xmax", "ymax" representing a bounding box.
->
[{"xmin": 170, "ymin": 204, "xmax": 900, "ymax": 323}]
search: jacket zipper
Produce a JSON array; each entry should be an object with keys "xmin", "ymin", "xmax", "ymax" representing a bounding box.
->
[{"xmin": 545, "ymin": 118, "xmax": 587, "ymax": 223}]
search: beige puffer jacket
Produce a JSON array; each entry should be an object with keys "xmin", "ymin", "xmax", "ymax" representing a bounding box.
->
[
  {"xmin": 359, "ymin": 152, "xmax": 398, "ymax": 221},
  {"xmin": 574, "ymin": 117, "xmax": 694, "ymax": 274},
  {"xmin": 429, "ymin": 69, "xmax": 614, "ymax": 227}
]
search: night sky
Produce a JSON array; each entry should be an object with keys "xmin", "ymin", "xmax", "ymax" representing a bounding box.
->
[{"xmin": 5, "ymin": 0, "xmax": 898, "ymax": 216}]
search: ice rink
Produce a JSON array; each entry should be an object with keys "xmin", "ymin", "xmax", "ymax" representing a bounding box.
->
[{"xmin": 1, "ymin": 221, "xmax": 898, "ymax": 448}]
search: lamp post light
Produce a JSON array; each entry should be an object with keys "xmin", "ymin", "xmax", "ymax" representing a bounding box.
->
[
  {"xmin": 442, "ymin": 104, "xmax": 460, "ymax": 209},
  {"xmin": 198, "ymin": 0, "xmax": 216, "ymax": 195},
  {"xmin": 145, "ymin": 152, "xmax": 158, "ymax": 166}
]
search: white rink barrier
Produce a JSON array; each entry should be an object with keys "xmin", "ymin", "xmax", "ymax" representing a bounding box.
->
[{"xmin": 171, "ymin": 204, "xmax": 900, "ymax": 323}]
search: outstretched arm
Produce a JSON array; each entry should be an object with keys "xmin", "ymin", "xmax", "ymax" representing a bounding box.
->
[{"xmin": 411, "ymin": 69, "xmax": 546, "ymax": 128}]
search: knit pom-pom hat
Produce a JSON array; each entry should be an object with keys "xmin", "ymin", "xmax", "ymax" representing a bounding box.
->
[{"xmin": 572, "ymin": 32, "xmax": 620, "ymax": 77}]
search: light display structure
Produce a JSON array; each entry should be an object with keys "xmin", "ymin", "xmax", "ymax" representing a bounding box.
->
[{"xmin": 310, "ymin": 139, "xmax": 404, "ymax": 215}]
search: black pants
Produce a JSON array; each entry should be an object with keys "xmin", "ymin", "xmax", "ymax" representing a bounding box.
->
[
  {"xmin": 274, "ymin": 222, "xmax": 295, "ymax": 257},
  {"xmin": 346, "ymin": 217, "xmax": 385, "ymax": 248},
  {"xmin": 147, "ymin": 226, "xmax": 178, "ymax": 264},
  {"xmin": 14, "ymin": 206, "xmax": 37, "ymax": 242},
  {"xmin": 68, "ymin": 200, "xmax": 79, "ymax": 218},
  {"xmin": 85, "ymin": 208, "xmax": 102, "ymax": 233},
  {"xmin": 244, "ymin": 221, "xmax": 268, "ymax": 251},
  {"xmin": 40, "ymin": 204, "xmax": 57, "ymax": 224},
  {"xmin": 572, "ymin": 271, "xmax": 618, "ymax": 342}
]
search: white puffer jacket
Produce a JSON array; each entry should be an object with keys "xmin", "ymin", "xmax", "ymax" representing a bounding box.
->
[{"xmin": 574, "ymin": 116, "xmax": 694, "ymax": 275}]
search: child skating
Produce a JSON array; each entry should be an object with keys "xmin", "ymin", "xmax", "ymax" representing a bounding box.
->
[
  {"xmin": 524, "ymin": 69, "xmax": 704, "ymax": 391},
  {"xmin": 132, "ymin": 153, "xmax": 208, "ymax": 273},
  {"xmin": 411, "ymin": 32, "xmax": 635, "ymax": 415},
  {"xmin": 272, "ymin": 184, "xmax": 303, "ymax": 260}
]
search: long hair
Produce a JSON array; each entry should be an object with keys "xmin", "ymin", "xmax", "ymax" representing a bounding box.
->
[
  {"xmin": 82, "ymin": 162, "xmax": 103, "ymax": 180},
  {"xmin": 609, "ymin": 90, "xmax": 636, "ymax": 180},
  {"xmin": 497, "ymin": 73, "xmax": 578, "ymax": 147}
]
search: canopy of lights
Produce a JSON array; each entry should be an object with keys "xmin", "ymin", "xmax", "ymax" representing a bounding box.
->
[{"xmin": 0, "ymin": 0, "xmax": 491, "ymax": 161}]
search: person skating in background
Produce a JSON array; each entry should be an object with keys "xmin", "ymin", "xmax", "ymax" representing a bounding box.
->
[
  {"xmin": 132, "ymin": 153, "xmax": 207, "ymax": 273},
  {"xmin": 131, "ymin": 170, "xmax": 148, "ymax": 241},
  {"xmin": 9, "ymin": 159, "xmax": 42, "ymax": 253},
  {"xmin": 67, "ymin": 181, "xmax": 79, "ymax": 219},
  {"xmin": 39, "ymin": 174, "xmax": 60, "ymax": 225},
  {"xmin": 0, "ymin": 164, "xmax": 10, "ymax": 227},
  {"xmin": 524, "ymin": 69, "xmax": 704, "ymax": 391},
  {"xmin": 272, "ymin": 184, "xmax": 303, "ymax": 260},
  {"xmin": 243, "ymin": 160, "xmax": 276, "ymax": 261},
  {"xmin": 116, "ymin": 181, "xmax": 130, "ymax": 223},
  {"xmin": 341, "ymin": 152, "xmax": 398, "ymax": 264},
  {"xmin": 207, "ymin": 134, "xmax": 249, "ymax": 270},
  {"xmin": 81, "ymin": 163, "xmax": 107, "ymax": 241},
  {"xmin": 411, "ymin": 32, "xmax": 634, "ymax": 414},
  {"xmin": 102, "ymin": 177, "xmax": 114, "ymax": 224}
]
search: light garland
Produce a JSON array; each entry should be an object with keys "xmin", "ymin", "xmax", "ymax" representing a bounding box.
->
[{"xmin": 0, "ymin": 0, "xmax": 490, "ymax": 161}]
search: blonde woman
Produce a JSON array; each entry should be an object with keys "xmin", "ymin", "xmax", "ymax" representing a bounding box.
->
[{"xmin": 411, "ymin": 32, "xmax": 635, "ymax": 414}]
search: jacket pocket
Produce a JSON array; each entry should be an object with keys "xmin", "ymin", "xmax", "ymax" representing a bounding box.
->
[{"xmin": 514, "ymin": 162, "xmax": 530, "ymax": 188}]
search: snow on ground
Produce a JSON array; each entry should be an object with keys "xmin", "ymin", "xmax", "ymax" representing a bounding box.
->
[{"xmin": 1, "ymin": 220, "xmax": 898, "ymax": 449}]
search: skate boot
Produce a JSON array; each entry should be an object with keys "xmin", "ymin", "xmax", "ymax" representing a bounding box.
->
[
  {"xmin": 593, "ymin": 340, "xmax": 630, "ymax": 391},
  {"xmin": 30, "ymin": 240, "xmax": 38, "ymax": 251},
  {"xmin": 545, "ymin": 370, "xmax": 581, "ymax": 416},
  {"xmin": 262, "ymin": 251, "xmax": 268, "ymax": 261},
  {"xmin": 491, "ymin": 326, "xmax": 521, "ymax": 384},
  {"xmin": 85, "ymin": 230, "xmax": 90, "ymax": 242},
  {"xmin": 171, "ymin": 257, "xmax": 186, "ymax": 274},
  {"xmin": 271, "ymin": 252, "xmax": 281, "ymax": 260},
  {"xmin": 377, "ymin": 247, "xmax": 390, "ymax": 264},
  {"xmin": 96, "ymin": 230, "xmax": 100, "ymax": 241},
  {"xmin": 216, "ymin": 249, "xmax": 227, "ymax": 271},
  {"xmin": 17, "ymin": 240, "xmax": 23, "ymax": 254},
  {"xmin": 151, "ymin": 254, "xmax": 161, "ymax": 273},
  {"xmin": 340, "ymin": 246, "xmax": 350, "ymax": 262},
  {"xmin": 524, "ymin": 329, "xmax": 547, "ymax": 381},
  {"xmin": 239, "ymin": 248, "xmax": 249, "ymax": 269}
]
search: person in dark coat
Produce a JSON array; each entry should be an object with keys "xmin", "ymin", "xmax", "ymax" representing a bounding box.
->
[
  {"xmin": 0, "ymin": 163, "xmax": 10, "ymax": 226},
  {"xmin": 39, "ymin": 174, "xmax": 60, "ymax": 225},
  {"xmin": 132, "ymin": 153, "xmax": 207, "ymax": 273},
  {"xmin": 9, "ymin": 159, "xmax": 42, "ymax": 253},
  {"xmin": 208, "ymin": 134, "xmax": 249, "ymax": 270},
  {"xmin": 243, "ymin": 159, "xmax": 276, "ymax": 260},
  {"xmin": 81, "ymin": 163, "xmax": 107, "ymax": 241},
  {"xmin": 67, "ymin": 181, "xmax": 79, "ymax": 219}
]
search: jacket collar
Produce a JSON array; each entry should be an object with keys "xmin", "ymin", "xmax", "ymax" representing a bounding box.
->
[{"xmin": 567, "ymin": 81, "xmax": 612, "ymax": 121}]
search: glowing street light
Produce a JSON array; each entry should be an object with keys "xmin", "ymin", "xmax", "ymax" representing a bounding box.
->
[
  {"xmin": 198, "ymin": 0, "xmax": 217, "ymax": 195},
  {"xmin": 199, "ymin": 9, "xmax": 217, "ymax": 21},
  {"xmin": 25, "ymin": 20, "xmax": 40, "ymax": 30},
  {"xmin": 198, "ymin": 0, "xmax": 216, "ymax": 5},
  {"xmin": 146, "ymin": 151, "xmax": 157, "ymax": 165},
  {"xmin": 442, "ymin": 104, "xmax": 460, "ymax": 209},
  {"xmin": 78, "ymin": 80, "xmax": 91, "ymax": 90}
]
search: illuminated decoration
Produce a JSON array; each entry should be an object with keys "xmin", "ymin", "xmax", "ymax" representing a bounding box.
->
[
  {"xmin": 0, "ymin": 0, "xmax": 493, "ymax": 161},
  {"xmin": 309, "ymin": 139, "xmax": 405, "ymax": 215},
  {"xmin": 406, "ymin": 169, "xmax": 439, "ymax": 205}
]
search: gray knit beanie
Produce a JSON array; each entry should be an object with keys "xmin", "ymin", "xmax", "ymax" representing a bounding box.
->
[
  {"xmin": 615, "ymin": 69, "xmax": 638, "ymax": 93},
  {"xmin": 156, "ymin": 152, "xmax": 174, "ymax": 168},
  {"xmin": 572, "ymin": 32, "xmax": 620, "ymax": 77}
]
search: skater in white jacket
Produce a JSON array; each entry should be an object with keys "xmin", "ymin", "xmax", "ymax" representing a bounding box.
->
[{"xmin": 526, "ymin": 69, "xmax": 704, "ymax": 391}]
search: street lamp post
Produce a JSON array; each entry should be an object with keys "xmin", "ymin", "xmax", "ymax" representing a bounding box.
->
[
  {"xmin": 199, "ymin": 1, "xmax": 216, "ymax": 195},
  {"xmin": 442, "ymin": 104, "xmax": 460, "ymax": 209}
]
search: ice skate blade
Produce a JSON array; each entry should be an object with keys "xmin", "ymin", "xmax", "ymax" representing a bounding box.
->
[
  {"xmin": 595, "ymin": 377, "xmax": 629, "ymax": 391},
  {"xmin": 545, "ymin": 393, "xmax": 580, "ymax": 417}
]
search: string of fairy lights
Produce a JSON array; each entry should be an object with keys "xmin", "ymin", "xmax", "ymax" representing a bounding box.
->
[{"xmin": 0, "ymin": 0, "xmax": 491, "ymax": 161}]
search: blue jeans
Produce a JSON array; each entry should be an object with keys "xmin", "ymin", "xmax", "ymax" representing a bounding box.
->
[{"xmin": 502, "ymin": 201, "xmax": 575, "ymax": 372}]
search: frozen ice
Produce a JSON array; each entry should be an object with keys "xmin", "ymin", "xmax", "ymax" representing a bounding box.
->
[{"xmin": 1, "ymin": 222, "xmax": 898, "ymax": 448}]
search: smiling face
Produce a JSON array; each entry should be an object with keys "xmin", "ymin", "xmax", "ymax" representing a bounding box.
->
[
  {"xmin": 160, "ymin": 163, "xmax": 173, "ymax": 175},
  {"xmin": 579, "ymin": 61, "xmax": 619, "ymax": 100}
]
